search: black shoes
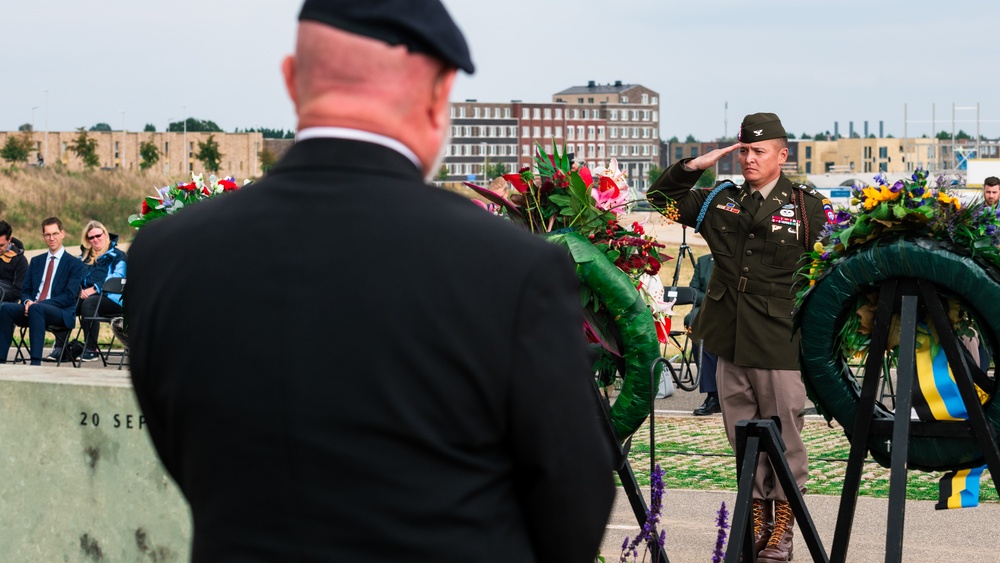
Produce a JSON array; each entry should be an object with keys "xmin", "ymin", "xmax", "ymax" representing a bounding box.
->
[
  {"xmin": 80, "ymin": 348, "xmax": 101, "ymax": 362},
  {"xmin": 45, "ymin": 347, "xmax": 63, "ymax": 362},
  {"xmin": 693, "ymin": 393, "xmax": 721, "ymax": 416}
]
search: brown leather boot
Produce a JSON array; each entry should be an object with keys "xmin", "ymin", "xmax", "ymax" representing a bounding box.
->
[
  {"xmin": 757, "ymin": 500, "xmax": 794, "ymax": 562},
  {"xmin": 739, "ymin": 499, "xmax": 772, "ymax": 561}
]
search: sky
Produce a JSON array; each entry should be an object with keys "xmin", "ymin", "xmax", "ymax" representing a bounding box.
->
[{"xmin": 4, "ymin": 0, "xmax": 1000, "ymax": 141}]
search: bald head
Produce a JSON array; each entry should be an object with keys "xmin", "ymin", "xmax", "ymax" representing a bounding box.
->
[{"xmin": 282, "ymin": 22, "xmax": 456, "ymax": 176}]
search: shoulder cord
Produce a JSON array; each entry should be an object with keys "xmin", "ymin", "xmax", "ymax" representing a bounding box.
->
[
  {"xmin": 795, "ymin": 188, "xmax": 811, "ymax": 250},
  {"xmin": 694, "ymin": 180, "xmax": 736, "ymax": 233}
]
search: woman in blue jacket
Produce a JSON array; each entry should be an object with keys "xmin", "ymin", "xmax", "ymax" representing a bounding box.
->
[{"xmin": 51, "ymin": 220, "xmax": 126, "ymax": 362}]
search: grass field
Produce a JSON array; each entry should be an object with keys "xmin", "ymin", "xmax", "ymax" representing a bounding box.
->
[{"xmin": 621, "ymin": 416, "xmax": 999, "ymax": 504}]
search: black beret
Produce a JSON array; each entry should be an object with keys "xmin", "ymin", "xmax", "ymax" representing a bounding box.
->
[
  {"xmin": 738, "ymin": 112, "xmax": 786, "ymax": 143},
  {"xmin": 298, "ymin": 0, "xmax": 475, "ymax": 74}
]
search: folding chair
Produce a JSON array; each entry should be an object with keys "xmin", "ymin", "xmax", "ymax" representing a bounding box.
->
[
  {"xmin": 72, "ymin": 277, "xmax": 126, "ymax": 368},
  {"xmin": 663, "ymin": 286, "xmax": 702, "ymax": 391},
  {"xmin": 13, "ymin": 323, "xmax": 78, "ymax": 367}
]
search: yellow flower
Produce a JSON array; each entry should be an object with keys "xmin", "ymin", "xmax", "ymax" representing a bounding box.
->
[{"xmin": 813, "ymin": 241, "xmax": 825, "ymax": 253}]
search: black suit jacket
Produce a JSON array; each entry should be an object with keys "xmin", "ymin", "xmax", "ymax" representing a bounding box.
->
[
  {"xmin": 127, "ymin": 138, "xmax": 614, "ymax": 562},
  {"xmin": 22, "ymin": 250, "xmax": 85, "ymax": 327}
]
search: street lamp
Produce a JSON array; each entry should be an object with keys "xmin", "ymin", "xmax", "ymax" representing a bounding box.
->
[
  {"xmin": 121, "ymin": 110, "xmax": 126, "ymax": 170},
  {"xmin": 31, "ymin": 106, "xmax": 37, "ymax": 131},
  {"xmin": 43, "ymin": 89, "xmax": 48, "ymax": 166},
  {"xmin": 182, "ymin": 105, "xmax": 187, "ymax": 173}
]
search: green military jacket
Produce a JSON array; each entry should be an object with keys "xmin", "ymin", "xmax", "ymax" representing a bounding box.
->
[{"xmin": 648, "ymin": 159, "xmax": 828, "ymax": 369}]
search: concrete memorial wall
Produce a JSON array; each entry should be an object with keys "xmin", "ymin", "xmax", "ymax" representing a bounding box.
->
[{"xmin": 0, "ymin": 367, "xmax": 190, "ymax": 561}]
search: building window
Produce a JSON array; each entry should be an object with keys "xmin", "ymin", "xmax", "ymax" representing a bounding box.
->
[
  {"xmin": 578, "ymin": 97, "xmax": 584, "ymax": 103},
  {"xmin": 631, "ymin": 145, "xmax": 639, "ymax": 156},
  {"xmin": 641, "ymin": 93, "xmax": 649, "ymax": 104},
  {"xmin": 879, "ymin": 146, "xmax": 888, "ymax": 158},
  {"xmin": 632, "ymin": 128, "xmax": 639, "ymax": 138},
  {"xmin": 652, "ymin": 97, "xmax": 658, "ymax": 105},
  {"xmin": 806, "ymin": 162, "xmax": 812, "ymax": 173},
  {"xmin": 555, "ymin": 126, "xmax": 562, "ymax": 138},
  {"xmin": 622, "ymin": 96, "xmax": 629, "ymax": 103},
  {"xmin": 567, "ymin": 127, "xmax": 575, "ymax": 140},
  {"xmin": 543, "ymin": 108, "xmax": 551, "ymax": 119},
  {"xmin": 588, "ymin": 97, "xmax": 594, "ymax": 103},
  {"xmin": 522, "ymin": 126, "xmax": 529, "ymax": 138},
  {"xmin": 587, "ymin": 126, "xmax": 595, "ymax": 139},
  {"xmin": 610, "ymin": 110, "xmax": 618, "ymax": 121},
  {"xmin": 805, "ymin": 146, "xmax": 812, "ymax": 158},
  {"xmin": 879, "ymin": 161, "xmax": 888, "ymax": 172},
  {"xmin": 582, "ymin": 109, "xmax": 589, "ymax": 119},
  {"xmin": 522, "ymin": 108, "xmax": 529, "ymax": 118},
  {"xmin": 533, "ymin": 126, "xmax": 540, "ymax": 137},
  {"xmin": 652, "ymin": 145, "xmax": 658, "ymax": 156},
  {"xmin": 554, "ymin": 108, "xmax": 562, "ymax": 119},
  {"xmin": 598, "ymin": 145, "xmax": 605, "ymax": 158},
  {"xmin": 544, "ymin": 126, "xmax": 552, "ymax": 138},
  {"xmin": 523, "ymin": 144, "xmax": 530, "ymax": 156},
  {"xmin": 610, "ymin": 128, "xmax": 618, "ymax": 139},
  {"xmin": 473, "ymin": 107, "xmax": 480, "ymax": 118},
  {"xmin": 652, "ymin": 111, "xmax": 658, "ymax": 122},
  {"xmin": 611, "ymin": 145, "xmax": 618, "ymax": 156},
  {"xmin": 588, "ymin": 144, "xmax": 596, "ymax": 157},
  {"xmin": 643, "ymin": 110, "xmax": 650, "ymax": 121},
  {"xmin": 504, "ymin": 108, "xmax": 511, "ymax": 118},
  {"xmin": 597, "ymin": 126, "xmax": 605, "ymax": 140},
  {"xmin": 690, "ymin": 147, "xmax": 699, "ymax": 158},
  {"xmin": 675, "ymin": 147, "xmax": 683, "ymax": 160}
]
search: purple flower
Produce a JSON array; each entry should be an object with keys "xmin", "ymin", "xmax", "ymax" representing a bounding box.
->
[
  {"xmin": 620, "ymin": 464, "xmax": 666, "ymax": 561},
  {"xmin": 835, "ymin": 210, "xmax": 852, "ymax": 224},
  {"xmin": 912, "ymin": 186, "xmax": 925, "ymax": 198},
  {"xmin": 890, "ymin": 180, "xmax": 905, "ymax": 193},
  {"xmin": 712, "ymin": 501, "xmax": 730, "ymax": 563},
  {"xmin": 874, "ymin": 172, "xmax": 888, "ymax": 186},
  {"xmin": 820, "ymin": 251, "xmax": 831, "ymax": 260},
  {"xmin": 988, "ymin": 225, "xmax": 996, "ymax": 236}
]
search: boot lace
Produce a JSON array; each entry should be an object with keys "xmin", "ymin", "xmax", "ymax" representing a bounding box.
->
[{"xmin": 766, "ymin": 501, "xmax": 793, "ymax": 547}]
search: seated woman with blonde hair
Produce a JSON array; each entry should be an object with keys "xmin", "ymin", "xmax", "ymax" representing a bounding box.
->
[{"xmin": 49, "ymin": 220, "xmax": 126, "ymax": 362}]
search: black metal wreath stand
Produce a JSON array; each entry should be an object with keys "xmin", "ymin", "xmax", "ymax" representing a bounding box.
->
[{"xmin": 829, "ymin": 278, "xmax": 1000, "ymax": 563}]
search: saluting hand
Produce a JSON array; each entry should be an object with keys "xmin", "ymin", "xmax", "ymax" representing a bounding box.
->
[{"xmin": 684, "ymin": 143, "xmax": 740, "ymax": 172}]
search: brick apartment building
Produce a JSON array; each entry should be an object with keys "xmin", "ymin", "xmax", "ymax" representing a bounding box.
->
[
  {"xmin": 0, "ymin": 130, "xmax": 264, "ymax": 178},
  {"xmin": 443, "ymin": 81, "xmax": 661, "ymax": 192}
]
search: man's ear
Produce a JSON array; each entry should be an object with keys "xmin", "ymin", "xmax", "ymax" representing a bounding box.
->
[
  {"xmin": 428, "ymin": 69, "xmax": 457, "ymax": 129},
  {"xmin": 281, "ymin": 55, "xmax": 298, "ymax": 108}
]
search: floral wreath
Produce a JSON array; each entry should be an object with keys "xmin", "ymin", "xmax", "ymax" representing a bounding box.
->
[{"xmin": 466, "ymin": 144, "xmax": 678, "ymax": 438}]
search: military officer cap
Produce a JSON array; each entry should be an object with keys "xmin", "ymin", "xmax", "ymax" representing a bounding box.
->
[
  {"xmin": 738, "ymin": 112, "xmax": 787, "ymax": 142},
  {"xmin": 298, "ymin": 0, "xmax": 476, "ymax": 74}
]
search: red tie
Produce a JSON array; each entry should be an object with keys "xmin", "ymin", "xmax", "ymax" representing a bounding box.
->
[{"xmin": 38, "ymin": 256, "xmax": 55, "ymax": 301}]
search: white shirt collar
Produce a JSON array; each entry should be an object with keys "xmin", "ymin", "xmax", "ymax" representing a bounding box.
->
[
  {"xmin": 48, "ymin": 246, "xmax": 66, "ymax": 260},
  {"xmin": 295, "ymin": 127, "xmax": 422, "ymax": 170}
]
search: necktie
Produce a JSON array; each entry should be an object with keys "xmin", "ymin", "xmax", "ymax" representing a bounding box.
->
[
  {"xmin": 752, "ymin": 191, "xmax": 764, "ymax": 213},
  {"xmin": 38, "ymin": 256, "xmax": 55, "ymax": 301}
]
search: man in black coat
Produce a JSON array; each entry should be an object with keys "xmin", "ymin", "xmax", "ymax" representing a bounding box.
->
[{"xmin": 126, "ymin": 2, "xmax": 614, "ymax": 562}]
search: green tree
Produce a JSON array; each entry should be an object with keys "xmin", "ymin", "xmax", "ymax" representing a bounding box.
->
[
  {"xmin": 139, "ymin": 139, "xmax": 160, "ymax": 170},
  {"xmin": 799, "ymin": 132, "xmax": 812, "ymax": 140},
  {"xmin": 936, "ymin": 131, "xmax": 952, "ymax": 140},
  {"xmin": 486, "ymin": 161, "xmax": 507, "ymax": 179},
  {"xmin": 0, "ymin": 133, "xmax": 32, "ymax": 164},
  {"xmin": 646, "ymin": 164, "xmax": 662, "ymax": 185},
  {"xmin": 169, "ymin": 118, "xmax": 222, "ymax": 133},
  {"xmin": 666, "ymin": 136, "xmax": 679, "ymax": 143},
  {"xmin": 695, "ymin": 167, "xmax": 717, "ymax": 188},
  {"xmin": 195, "ymin": 134, "xmax": 223, "ymax": 173},
  {"xmin": 684, "ymin": 134, "xmax": 698, "ymax": 143},
  {"xmin": 259, "ymin": 147, "xmax": 278, "ymax": 173},
  {"xmin": 787, "ymin": 132, "xmax": 796, "ymax": 140},
  {"xmin": 956, "ymin": 130, "xmax": 972, "ymax": 140},
  {"xmin": 17, "ymin": 123, "xmax": 33, "ymax": 132},
  {"xmin": 436, "ymin": 164, "xmax": 448, "ymax": 181},
  {"xmin": 90, "ymin": 122, "xmax": 112, "ymax": 132},
  {"xmin": 143, "ymin": 123, "xmax": 156, "ymax": 132},
  {"xmin": 70, "ymin": 128, "xmax": 100, "ymax": 169}
]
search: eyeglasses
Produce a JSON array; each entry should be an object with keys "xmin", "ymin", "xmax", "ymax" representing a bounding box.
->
[
  {"xmin": 87, "ymin": 232, "xmax": 104, "ymax": 241},
  {"xmin": 42, "ymin": 233, "xmax": 60, "ymax": 239}
]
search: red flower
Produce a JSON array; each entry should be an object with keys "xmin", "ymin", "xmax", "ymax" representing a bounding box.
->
[
  {"xmin": 202, "ymin": 186, "xmax": 212, "ymax": 196},
  {"xmin": 219, "ymin": 179, "xmax": 238, "ymax": 192},
  {"xmin": 503, "ymin": 173, "xmax": 530, "ymax": 194},
  {"xmin": 599, "ymin": 176, "xmax": 621, "ymax": 198},
  {"xmin": 577, "ymin": 165, "xmax": 593, "ymax": 187},
  {"xmin": 141, "ymin": 199, "xmax": 153, "ymax": 215},
  {"xmin": 178, "ymin": 182, "xmax": 197, "ymax": 192}
]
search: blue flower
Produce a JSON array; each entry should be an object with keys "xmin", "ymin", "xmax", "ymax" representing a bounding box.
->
[
  {"xmin": 874, "ymin": 172, "xmax": 888, "ymax": 186},
  {"xmin": 890, "ymin": 180, "xmax": 905, "ymax": 193}
]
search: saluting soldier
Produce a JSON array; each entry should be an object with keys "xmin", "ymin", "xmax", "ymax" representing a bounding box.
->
[{"xmin": 648, "ymin": 113, "xmax": 831, "ymax": 563}]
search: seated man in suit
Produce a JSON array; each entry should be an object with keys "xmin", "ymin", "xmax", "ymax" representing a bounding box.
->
[
  {"xmin": 0, "ymin": 217, "xmax": 85, "ymax": 365},
  {"xmin": 0, "ymin": 220, "xmax": 28, "ymax": 303}
]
